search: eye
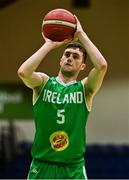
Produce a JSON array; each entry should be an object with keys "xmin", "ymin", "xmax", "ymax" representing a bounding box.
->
[
  {"xmin": 73, "ymin": 55, "xmax": 79, "ymax": 59},
  {"xmin": 72, "ymin": 53, "xmax": 80, "ymax": 59},
  {"xmin": 64, "ymin": 52, "xmax": 70, "ymax": 58}
]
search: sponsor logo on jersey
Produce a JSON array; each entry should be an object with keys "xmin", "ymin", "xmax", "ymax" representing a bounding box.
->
[
  {"xmin": 49, "ymin": 131, "xmax": 69, "ymax": 151},
  {"xmin": 42, "ymin": 89, "xmax": 83, "ymax": 104}
]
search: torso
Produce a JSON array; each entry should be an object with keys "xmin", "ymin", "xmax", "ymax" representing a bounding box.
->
[{"xmin": 31, "ymin": 77, "xmax": 90, "ymax": 164}]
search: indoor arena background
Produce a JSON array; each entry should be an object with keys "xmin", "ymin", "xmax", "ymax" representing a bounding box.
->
[{"xmin": 0, "ymin": 0, "xmax": 128, "ymax": 179}]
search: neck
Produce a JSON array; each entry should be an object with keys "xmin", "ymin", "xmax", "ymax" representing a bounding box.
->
[{"xmin": 57, "ymin": 71, "xmax": 78, "ymax": 84}]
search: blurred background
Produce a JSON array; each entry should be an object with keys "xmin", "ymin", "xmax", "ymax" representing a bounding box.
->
[{"xmin": 0, "ymin": 0, "xmax": 129, "ymax": 179}]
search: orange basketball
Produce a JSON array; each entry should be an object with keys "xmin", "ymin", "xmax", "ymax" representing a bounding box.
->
[{"xmin": 42, "ymin": 9, "xmax": 77, "ymax": 41}]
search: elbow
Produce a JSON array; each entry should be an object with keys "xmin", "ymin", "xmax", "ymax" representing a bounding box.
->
[
  {"xmin": 100, "ymin": 58, "xmax": 108, "ymax": 72},
  {"xmin": 102, "ymin": 62, "xmax": 108, "ymax": 70},
  {"xmin": 17, "ymin": 68, "xmax": 26, "ymax": 78}
]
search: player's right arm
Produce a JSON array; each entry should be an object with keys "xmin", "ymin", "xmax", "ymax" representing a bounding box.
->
[
  {"xmin": 17, "ymin": 43, "xmax": 51, "ymax": 89},
  {"xmin": 17, "ymin": 35, "xmax": 69, "ymax": 90}
]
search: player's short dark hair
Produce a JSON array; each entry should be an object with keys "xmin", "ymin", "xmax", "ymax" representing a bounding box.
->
[{"xmin": 65, "ymin": 41, "xmax": 87, "ymax": 63}]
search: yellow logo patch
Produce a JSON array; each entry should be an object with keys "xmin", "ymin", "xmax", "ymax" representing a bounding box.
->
[{"xmin": 49, "ymin": 131, "xmax": 69, "ymax": 151}]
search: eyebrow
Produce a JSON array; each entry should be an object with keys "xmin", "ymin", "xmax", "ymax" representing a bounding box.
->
[{"xmin": 64, "ymin": 51, "xmax": 80, "ymax": 57}]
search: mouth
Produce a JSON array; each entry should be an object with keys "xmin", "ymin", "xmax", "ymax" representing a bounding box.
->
[{"xmin": 65, "ymin": 63, "xmax": 72, "ymax": 66}]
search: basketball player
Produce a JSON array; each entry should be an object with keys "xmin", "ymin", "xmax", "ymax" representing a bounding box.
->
[{"xmin": 18, "ymin": 16, "xmax": 107, "ymax": 179}]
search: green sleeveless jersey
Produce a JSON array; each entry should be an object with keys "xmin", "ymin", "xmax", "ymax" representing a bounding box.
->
[{"xmin": 31, "ymin": 77, "xmax": 90, "ymax": 165}]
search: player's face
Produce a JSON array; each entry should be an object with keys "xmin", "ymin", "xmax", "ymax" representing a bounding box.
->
[{"xmin": 60, "ymin": 48, "xmax": 86, "ymax": 76}]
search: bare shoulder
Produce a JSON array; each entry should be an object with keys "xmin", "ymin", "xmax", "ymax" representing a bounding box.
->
[
  {"xmin": 36, "ymin": 72, "xmax": 49, "ymax": 84},
  {"xmin": 33, "ymin": 72, "xmax": 49, "ymax": 103},
  {"xmin": 81, "ymin": 77, "xmax": 88, "ymax": 85},
  {"xmin": 33, "ymin": 72, "xmax": 49, "ymax": 91},
  {"xmin": 81, "ymin": 77, "xmax": 91, "ymax": 97},
  {"xmin": 81, "ymin": 77, "xmax": 93, "ymax": 111}
]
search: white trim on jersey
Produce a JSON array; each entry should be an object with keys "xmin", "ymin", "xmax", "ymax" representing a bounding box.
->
[
  {"xmin": 83, "ymin": 165, "xmax": 88, "ymax": 180},
  {"xmin": 56, "ymin": 77, "xmax": 77, "ymax": 86},
  {"xmin": 33, "ymin": 78, "xmax": 50, "ymax": 105},
  {"xmin": 81, "ymin": 81, "xmax": 91, "ymax": 112}
]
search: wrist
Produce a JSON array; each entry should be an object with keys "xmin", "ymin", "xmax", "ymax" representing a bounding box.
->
[
  {"xmin": 43, "ymin": 42, "xmax": 54, "ymax": 51},
  {"xmin": 77, "ymin": 31, "xmax": 86, "ymax": 38}
]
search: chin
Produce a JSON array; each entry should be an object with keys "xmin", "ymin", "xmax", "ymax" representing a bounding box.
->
[{"xmin": 61, "ymin": 69, "xmax": 75, "ymax": 77}]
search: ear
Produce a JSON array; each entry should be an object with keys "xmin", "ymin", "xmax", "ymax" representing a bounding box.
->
[{"xmin": 80, "ymin": 63, "xmax": 86, "ymax": 71}]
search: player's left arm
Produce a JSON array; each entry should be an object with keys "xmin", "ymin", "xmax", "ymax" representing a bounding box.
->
[
  {"xmin": 82, "ymin": 66, "xmax": 107, "ymax": 111},
  {"xmin": 75, "ymin": 16, "xmax": 108, "ymax": 110}
]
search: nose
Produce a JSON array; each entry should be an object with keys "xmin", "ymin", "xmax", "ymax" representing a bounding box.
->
[
  {"xmin": 67, "ymin": 58, "xmax": 72, "ymax": 63},
  {"xmin": 67, "ymin": 54, "xmax": 73, "ymax": 62}
]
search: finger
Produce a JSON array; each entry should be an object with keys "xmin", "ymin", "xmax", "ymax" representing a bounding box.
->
[
  {"xmin": 42, "ymin": 32, "xmax": 46, "ymax": 39},
  {"xmin": 74, "ymin": 15, "xmax": 79, "ymax": 22},
  {"xmin": 63, "ymin": 38, "xmax": 72, "ymax": 44}
]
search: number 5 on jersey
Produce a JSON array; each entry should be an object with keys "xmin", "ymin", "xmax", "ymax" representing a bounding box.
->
[{"xmin": 57, "ymin": 109, "xmax": 65, "ymax": 124}]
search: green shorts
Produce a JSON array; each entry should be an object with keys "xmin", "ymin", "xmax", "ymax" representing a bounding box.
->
[{"xmin": 27, "ymin": 159, "xmax": 87, "ymax": 179}]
